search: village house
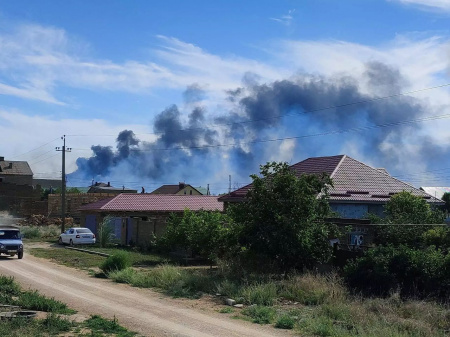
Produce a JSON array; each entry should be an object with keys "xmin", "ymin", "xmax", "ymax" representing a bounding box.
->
[
  {"xmin": 79, "ymin": 194, "xmax": 224, "ymax": 246},
  {"xmin": 150, "ymin": 182, "xmax": 205, "ymax": 195},
  {"xmin": 220, "ymin": 154, "xmax": 443, "ymax": 218},
  {"xmin": 219, "ymin": 155, "xmax": 444, "ymax": 248}
]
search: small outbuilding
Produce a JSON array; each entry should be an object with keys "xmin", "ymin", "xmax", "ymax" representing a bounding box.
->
[{"xmin": 79, "ymin": 194, "xmax": 224, "ymax": 246}]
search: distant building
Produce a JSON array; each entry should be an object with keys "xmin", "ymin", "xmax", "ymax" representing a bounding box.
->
[
  {"xmin": 33, "ymin": 179, "xmax": 62, "ymax": 190},
  {"xmin": 0, "ymin": 157, "xmax": 33, "ymax": 186},
  {"xmin": 150, "ymin": 182, "xmax": 203, "ymax": 196},
  {"xmin": 87, "ymin": 182, "xmax": 137, "ymax": 194},
  {"xmin": 420, "ymin": 187, "xmax": 450, "ymax": 200}
]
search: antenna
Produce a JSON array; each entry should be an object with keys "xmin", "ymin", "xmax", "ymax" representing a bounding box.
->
[{"xmin": 229, "ymin": 175, "xmax": 231, "ymax": 194}]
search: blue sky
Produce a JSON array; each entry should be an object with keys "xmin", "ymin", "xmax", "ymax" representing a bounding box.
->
[{"xmin": 0, "ymin": 0, "xmax": 449, "ymax": 193}]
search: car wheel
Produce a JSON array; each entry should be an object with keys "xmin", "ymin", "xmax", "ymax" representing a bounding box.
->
[
  {"xmin": 69, "ymin": 239, "xmax": 73, "ymax": 246},
  {"xmin": 58, "ymin": 237, "xmax": 63, "ymax": 245},
  {"xmin": 18, "ymin": 251, "xmax": 23, "ymax": 259}
]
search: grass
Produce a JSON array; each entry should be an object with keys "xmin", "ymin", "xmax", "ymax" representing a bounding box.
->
[
  {"xmin": 0, "ymin": 276, "xmax": 137, "ymax": 336},
  {"xmin": 30, "ymin": 246, "xmax": 170, "ymax": 270},
  {"xmin": 28, "ymin": 245, "xmax": 450, "ymax": 336},
  {"xmin": 0, "ymin": 276, "xmax": 74, "ymax": 314},
  {"xmin": 241, "ymin": 305, "xmax": 276, "ymax": 324},
  {"xmin": 84, "ymin": 315, "xmax": 136, "ymax": 337},
  {"xmin": 20, "ymin": 225, "xmax": 60, "ymax": 242}
]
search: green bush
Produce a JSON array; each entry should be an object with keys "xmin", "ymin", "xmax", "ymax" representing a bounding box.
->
[
  {"xmin": 242, "ymin": 305, "xmax": 276, "ymax": 324},
  {"xmin": 0, "ymin": 276, "xmax": 21, "ymax": 296},
  {"xmin": 21, "ymin": 227, "xmax": 41, "ymax": 239},
  {"xmin": 241, "ymin": 282, "xmax": 278, "ymax": 306},
  {"xmin": 275, "ymin": 315, "xmax": 295, "ymax": 329},
  {"xmin": 85, "ymin": 315, "xmax": 134, "ymax": 336},
  {"xmin": 16, "ymin": 290, "xmax": 73, "ymax": 313},
  {"xmin": 345, "ymin": 245, "xmax": 450, "ymax": 298},
  {"xmin": 97, "ymin": 216, "xmax": 116, "ymax": 248},
  {"xmin": 100, "ymin": 251, "xmax": 131, "ymax": 274}
]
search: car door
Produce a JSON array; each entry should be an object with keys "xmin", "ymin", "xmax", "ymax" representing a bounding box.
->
[{"xmin": 62, "ymin": 228, "xmax": 74, "ymax": 244}]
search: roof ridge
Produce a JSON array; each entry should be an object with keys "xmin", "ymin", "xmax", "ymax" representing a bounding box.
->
[{"xmin": 329, "ymin": 154, "xmax": 346, "ymax": 178}]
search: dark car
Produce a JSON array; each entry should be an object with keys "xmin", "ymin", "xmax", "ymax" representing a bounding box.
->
[{"xmin": 0, "ymin": 226, "xmax": 23, "ymax": 259}]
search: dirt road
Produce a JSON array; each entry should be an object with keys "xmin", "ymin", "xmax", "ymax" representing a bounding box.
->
[{"xmin": 0, "ymin": 253, "xmax": 292, "ymax": 337}]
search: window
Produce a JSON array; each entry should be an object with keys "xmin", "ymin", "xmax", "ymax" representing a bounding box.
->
[{"xmin": 190, "ymin": 190, "xmax": 192, "ymax": 195}]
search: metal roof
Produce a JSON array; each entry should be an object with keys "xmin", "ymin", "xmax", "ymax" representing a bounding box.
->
[{"xmin": 79, "ymin": 194, "xmax": 224, "ymax": 212}]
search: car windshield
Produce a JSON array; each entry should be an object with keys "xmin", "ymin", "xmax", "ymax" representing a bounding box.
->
[
  {"xmin": 76, "ymin": 229, "xmax": 92, "ymax": 234},
  {"xmin": 0, "ymin": 230, "xmax": 20, "ymax": 239}
]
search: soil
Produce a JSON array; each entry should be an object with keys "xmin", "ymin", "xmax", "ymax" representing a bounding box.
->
[{"xmin": 0, "ymin": 243, "xmax": 293, "ymax": 337}]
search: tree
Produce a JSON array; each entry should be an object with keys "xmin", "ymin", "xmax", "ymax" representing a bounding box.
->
[
  {"xmin": 159, "ymin": 209, "xmax": 233, "ymax": 263},
  {"xmin": 442, "ymin": 192, "xmax": 450, "ymax": 214},
  {"xmin": 229, "ymin": 162, "xmax": 337, "ymax": 273},
  {"xmin": 375, "ymin": 191, "xmax": 445, "ymax": 247}
]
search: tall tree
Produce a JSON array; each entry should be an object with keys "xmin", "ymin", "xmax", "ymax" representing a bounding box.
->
[{"xmin": 229, "ymin": 162, "xmax": 337, "ymax": 273}]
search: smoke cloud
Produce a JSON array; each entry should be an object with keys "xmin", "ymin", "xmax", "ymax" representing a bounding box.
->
[{"xmin": 68, "ymin": 61, "xmax": 450, "ymax": 193}]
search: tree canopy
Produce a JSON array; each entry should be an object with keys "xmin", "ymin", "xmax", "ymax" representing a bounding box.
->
[{"xmin": 228, "ymin": 161, "xmax": 337, "ymax": 273}]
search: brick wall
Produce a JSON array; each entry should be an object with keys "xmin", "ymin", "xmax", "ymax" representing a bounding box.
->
[
  {"xmin": 0, "ymin": 182, "xmax": 41, "ymax": 216},
  {"xmin": 48, "ymin": 193, "xmax": 117, "ymax": 218}
]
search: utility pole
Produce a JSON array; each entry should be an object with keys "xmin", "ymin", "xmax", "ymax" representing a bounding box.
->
[
  {"xmin": 56, "ymin": 135, "xmax": 71, "ymax": 234},
  {"xmin": 228, "ymin": 175, "xmax": 231, "ymax": 194}
]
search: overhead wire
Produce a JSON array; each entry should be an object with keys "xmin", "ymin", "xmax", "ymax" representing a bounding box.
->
[
  {"xmin": 70, "ymin": 113, "xmax": 450, "ymax": 153},
  {"xmin": 65, "ymin": 82, "xmax": 450, "ymax": 138}
]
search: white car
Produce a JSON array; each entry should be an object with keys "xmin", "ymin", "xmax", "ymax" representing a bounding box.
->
[{"xmin": 58, "ymin": 227, "xmax": 96, "ymax": 245}]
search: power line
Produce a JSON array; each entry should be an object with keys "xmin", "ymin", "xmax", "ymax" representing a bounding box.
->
[
  {"xmin": 70, "ymin": 112, "xmax": 450, "ymax": 153},
  {"xmin": 65, "ymin": 82, "xmax": 450, "ymax": 138},
  {"xmin": 29, "ymin": 153, "xmax": 60, "ymax": 165},
  {"xmin": 9, "ymin": 138, "xmax": 60, "ymax": 159}
]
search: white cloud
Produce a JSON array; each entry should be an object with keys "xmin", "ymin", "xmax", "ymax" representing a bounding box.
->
[
  {"xmin": 0, "ymin": 24, "xmax": 286, "ymax": 105},
  {"xmin": 0, "ymin": 109, "xmax": 155, "ymax": 177},
  {"xmin": 270, "ymin": 9, "xmax": 296, "ymax": 26},
  {"xmin": 393, "ymin": 0, "xmax": 450, "ymax": 11}
]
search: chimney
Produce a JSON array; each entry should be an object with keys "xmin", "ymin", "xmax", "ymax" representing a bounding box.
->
[
  {"xmin": 107, "ymin": 182, "xmax": 110, "ymax": 187},
  {"xmin": 8, "ymin": 162, "xmax": 12, "ymax": 169},
  {"xmin": 0, "ymin": 157, "xmax": 4, "ymax": 161},
  {"xmin": 179, "ymin": 182, "xmax": 185, "ymax": 189}
]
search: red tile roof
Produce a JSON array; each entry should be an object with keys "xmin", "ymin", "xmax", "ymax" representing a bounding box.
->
[
  {"xmin": 219, "ymin": 155, "xmax": 443, "ymax": 205},
  {"xmin": 79, "ymin": 194, "xmax": 224, "ymax": 212}
]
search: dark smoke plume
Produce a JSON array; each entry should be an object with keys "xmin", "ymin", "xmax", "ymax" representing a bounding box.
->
[{"xmin": 69, "ymin": 62, "xmax": 450, "ymax": 191}]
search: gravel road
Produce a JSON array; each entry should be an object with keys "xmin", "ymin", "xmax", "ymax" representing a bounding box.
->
[{"xmin": 0, "ymin": 253, "xmax": 292, "ymax": 337}]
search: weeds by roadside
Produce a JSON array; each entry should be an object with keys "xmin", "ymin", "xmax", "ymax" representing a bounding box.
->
[{"xmin": 0, "ymin": 276, "xmax": 137, "ymax": 336}]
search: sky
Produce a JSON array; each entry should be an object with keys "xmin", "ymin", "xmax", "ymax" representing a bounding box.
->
[{"xmin": 0, "ymin": 0, "xmax": 449, "ymax": 194}]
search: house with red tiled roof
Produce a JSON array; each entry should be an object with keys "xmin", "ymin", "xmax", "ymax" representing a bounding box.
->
[
  {"xmin": 219, "ymin": 155, "xmax": 443, "ymax": 219},
  {"xmin": 79, "ymin": 194, "xmax": 224, "ymax": 246}
]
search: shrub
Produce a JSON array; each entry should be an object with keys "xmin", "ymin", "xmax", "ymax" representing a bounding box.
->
[
  {"xmin": 281, "ymin": 273, "xmax": 347, "ymax": 305},
  {"xmin": 275, "ymin": 315, "xmax": 295, "ymax": 329},
  {"xmin": 100, "ymin": 251, "xmax": 131, "ymax": 274},
  {"xmin": 242, "ymin": 305, "xmax": 276, "ymax": 324},
  {"xmin": 241, "ymin": 282, "xmax": 278, "ymax": 306},
  {"xmin": 42, "ymin": 313, "xmax": 74, "ymax": 334},
  {"xmin": 97, "ymin": 216, "xmax": 116, "ymax": 248},
  {"xmin": 21, "ymin": 226, "xmax": 41, "ymax": 239},
  {"xmin": 16, "ymin": 290, "xmax": 73, "ymax": 313},
  {"xmin": 0, "ymin": 276, "xmax": 21, "ymax": 296},
  {"xmin": 345, "ymin": 245, "xmax": 450, "ymax": 298}
]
